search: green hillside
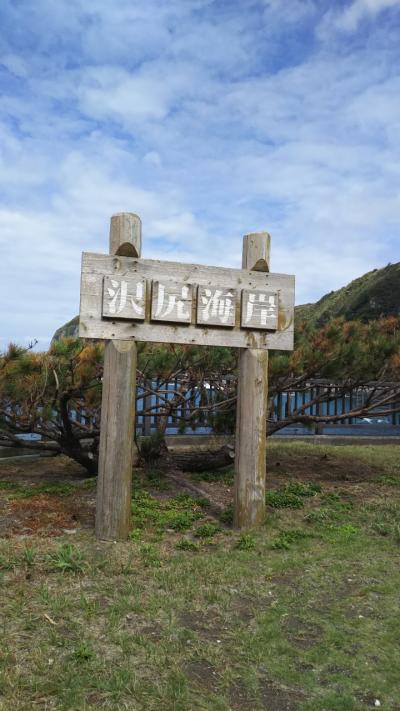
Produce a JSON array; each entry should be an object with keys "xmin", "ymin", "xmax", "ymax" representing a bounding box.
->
[
  {"xmin": 52, "ymin": 262, "xmax": 400, "ymax": 343},
  {"xmin": 52, "ymin": 316, "xmax": 79, "ymax": 342},
  {"xmin": 295, "ymin": 262, "xmax": 400, "ymax": 327}
]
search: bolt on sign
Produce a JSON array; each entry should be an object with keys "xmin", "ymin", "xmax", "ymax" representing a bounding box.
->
[{"xmin": 79, "ymin": 255, "xmax": 294, "ymax": 349}]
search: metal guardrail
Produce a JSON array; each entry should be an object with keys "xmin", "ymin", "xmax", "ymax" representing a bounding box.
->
[
  {"xmin": 134, "ymin": 378, "xmax": 400, "ymax": 436},
  {"xmin": 5, "ymin": 379, "xmax": 399, "ymax": 443}
]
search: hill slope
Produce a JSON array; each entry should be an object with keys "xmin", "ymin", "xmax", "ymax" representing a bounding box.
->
[
  {"xmin": 295, "ymin": 262, "xmax": 400, "ymax": 327},
  {"xmin": 52, "ymin": 316, "xmax": 79, "ymax": 342}
]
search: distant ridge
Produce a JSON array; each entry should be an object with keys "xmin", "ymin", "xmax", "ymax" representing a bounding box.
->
[
  {"xmin": 52, "ymin": 315, "xmax": 79, "ymax": 342},
  {"xmin": 295, "ymin": 262, "xmax": 400, "ymax": 327},
  {"xmin": 52, "ymin": 262, "xmax": 400, "ymax": 343}
]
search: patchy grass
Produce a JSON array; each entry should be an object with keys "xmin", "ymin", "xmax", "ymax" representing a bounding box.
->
[
  {"xmin": 194, "ymin": 522, "xmax": 222, "ymax": 539},
  {"xmin": 266, "ymin": 488, "xmax": 304, "ymax": 508},
  {"xmin": 0, "ymin": 480, "xmax": 81, "ymax": 498},
  {"xmin": 46, "ymin": 543, "xmax": 87, "ymax": 573},
  {"xmin": 271, "ymin": 528, "xmax": 314, "ymax": 550},
  {"xmin": 220, "ymin": 504, "xmax": 234, "ymax": 525},
  {"xmin": 1, "ymin": 443, "xmax": 400, "ymax": 709},
  {"xmin": 130, "ymin": 490, "xmax": 206, "ymax": 535},
  {"xmin": 191, "ymin": 465, "xmax": 235, "ymax": 485},
  {"xmin": 236, "ymin": 532, "xmax": 256, "ymax": 550},
  {"xmin": 266, "ymin": 440, "xmax": 400, "ymax": 483},
  {"xmin": 175, "ymin": 538, "xmax": 200, "ymax": 552},
  {"xmin": 265, "ymin": 481, "xmax": 321, "ymax": 509}
]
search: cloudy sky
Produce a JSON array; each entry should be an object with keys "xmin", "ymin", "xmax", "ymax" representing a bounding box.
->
[{"xmin": 1, "ymin": 0, "xmax": 399, "ymax": 348}]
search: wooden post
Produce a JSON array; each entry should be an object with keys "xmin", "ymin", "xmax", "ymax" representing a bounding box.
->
[
  {"xmin": 234, "ymin": 232, "xmax": 270, "ymax": 529},
  {"xmin": 95, "ymin": 213, "xmax": 141, "ymax": 541}
]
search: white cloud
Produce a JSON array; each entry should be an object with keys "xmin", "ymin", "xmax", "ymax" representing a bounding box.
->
[
  {"xmin": 340, "ymin": 0, "xmax": 400, "ymax": 31},
  {"xmin": 319, "ymin": 0, "xmax": 400, "ymax": 34},
  {"xmin": 0, "ymin": 0, "xmax": 399, "ymax": 347}
]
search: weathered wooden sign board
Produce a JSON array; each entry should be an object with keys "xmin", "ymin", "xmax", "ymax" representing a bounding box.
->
[
  {"xmin": 78, "ymin": 213, "xmax": 295, "ymax": 542},
  {"xmin": 79, "ymin": 253, "xmax": 294, "ymax": 350}
]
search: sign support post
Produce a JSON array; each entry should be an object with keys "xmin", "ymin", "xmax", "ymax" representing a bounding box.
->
[
  {"xmin": 95, "ymin": 213, "xmax": 141, "ymax": 541},
  {"xmin": 234, "ymin": 233, "xmax": 270, "ymax": 528},
  {"xmin": 79, "ymin": 215, "xmax": 294, "ymax": 541}
]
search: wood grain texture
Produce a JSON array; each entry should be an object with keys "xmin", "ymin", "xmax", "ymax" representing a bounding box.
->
[
  {"xmin": 95, "ymin": 213, "xmax": 141, "ymax": 542},
  {"xmin": 79, "ymin": 253, "xmax": 295, "ymax": 350},
  {"xmin": 241, "ymin": 289, "xmax": 278, "ymax": 330},
  {"xmin": 102, "ymin": 275, "xmax": 146, "ymax": 320},
  {"xmin": 110, "ymin": 213, "xmax": 141, "ymax": 258},
  {"xmin": 151, "ymin": 280, "xmax": 193, "ymax": 323},
  {"xmin": 242, "ymin": 232, "xmax": 271, "ymax": 272},
  {"xmin": 234, "ymin": 348, "xmax": 268, "ymax": 528},
  {"xmin": 234, "ymin": 231, "xmax": 271, "ymax": 529},
  {"xmin": 196, "ymin": 285, "xmax": 236, "ymax": 327},
  {"xmin": 95, "ymin": 339, "xmax": 137, "ymax": 540}
]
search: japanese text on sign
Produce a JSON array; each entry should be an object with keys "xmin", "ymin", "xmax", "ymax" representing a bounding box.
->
[{"xmin": 102, "ymin": 275, "xmax": 278, "ymax": 330}]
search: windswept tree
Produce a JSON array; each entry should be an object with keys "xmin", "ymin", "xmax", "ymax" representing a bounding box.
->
[
  {"xmin": 0, "ymin": 316, "xmax": 399, "ymax": 473},
  {"xmin": 0, "ymin": 339, "xmax": 103, "ymax": 473},
  {"xmin": 0, "ymin": 338, "xmax": 237, "ymax": 472},
  {"xmin": 268, "ymin": 316, "xmax": 400, "ymax": 433}
]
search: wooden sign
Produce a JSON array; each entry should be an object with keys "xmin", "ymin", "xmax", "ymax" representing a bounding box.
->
[
  {"xmin": 79, "ymin": 253, "xmax": 295, "ymax": 350},
  {"xmin": 79, "ymin": 214, "xmax": 296, "ymax": 541}
]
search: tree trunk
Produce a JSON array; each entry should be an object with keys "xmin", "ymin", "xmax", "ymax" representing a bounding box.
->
[
  {"xmin": 59, "ymin": 437, "xmax": 98, "ymax": 475},
  {"xmin": 1, "ymin": 434, "xmax": 234, "ymax": 475},
  {"xmin": 0, "ymin": 437, "xmax": 61, "ymax": 452},
  {"xmin": 167, "ymin": 445, "xmax": 234, "ymax": 472}
]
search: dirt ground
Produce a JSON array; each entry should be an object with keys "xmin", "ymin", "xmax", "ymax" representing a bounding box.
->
[
  {"xmin": 0, "ymin": 444, "xmax": 392, "ymax": 538},
  {"xmin": 0, "ymin": 457, "xmax": 94, "ymax": 536},
  {"xmin": 0, "ymin": 455, "xmax": 219, "ymax": 536}
]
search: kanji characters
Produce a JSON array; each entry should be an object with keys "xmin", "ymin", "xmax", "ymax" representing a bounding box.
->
[
  {"xmin": 151, "ymin": 282, "xmax": 192, "ymax": 322},
  {"xmin": 197, "ymin": 286, "xmax": 236, "ymax": 327},
  {"xmin": 102, "ymin": 276, "xmax": 279, "ymax": 330},
  {"xmin": 103, "ymin": 277, "xmax": 146, "ymax": 319},
  {"xmin": 241, "ymin": 290, "xmax": 278, "ymax": 329}
]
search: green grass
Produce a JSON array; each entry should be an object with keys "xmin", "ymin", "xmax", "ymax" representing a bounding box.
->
[
  {"xmin": 219, "ymin": 504, "xmax": 234, "ymax": 525},
  {"xmin": 130, "ymin": 490, "xmax": 206, "ymax": 534},
  {"xmin": 236, "ymin": 532, "xmax": 256, "ymax": 550},
  {"xmin": 194, "ymin": 522, "xmax": 222, "ymax": 538},
  {"xmin": 46, "ymin": 543, "xmax": 87, "ymax": 573},
  {"xmin": 1, "ymin": 442, "xmax": 400, "ymax": 709},
  {"xmin": 265, "ymin": 481, "xmax": 321, "ymax": 510},
  {"xmin": 271, "ymin": 528, "xmax": 314, "ymax": 550},
  {"xmin": 0, "ymin": 481, "xmax": 78, "ymax": 498}
]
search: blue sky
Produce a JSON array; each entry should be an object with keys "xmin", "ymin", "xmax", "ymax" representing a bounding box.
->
[{"xmin": 0, "ymin": 0, "xmax": 399, "ymax": 348}]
